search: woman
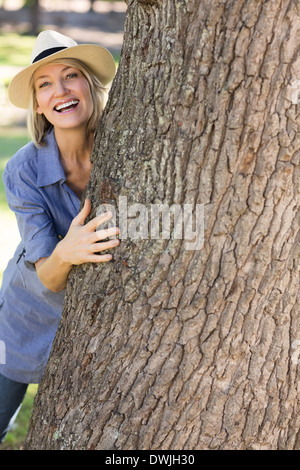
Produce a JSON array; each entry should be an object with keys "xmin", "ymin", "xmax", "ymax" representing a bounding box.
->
[{"xmin": 0, "ymin": 30, "xmax": 119, "ymax": 443}]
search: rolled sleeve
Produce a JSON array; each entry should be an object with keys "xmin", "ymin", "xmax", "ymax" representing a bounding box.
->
[
  {"xmin": 24, "ymin": 236, "xmax": 59, "ymax": 264},
  {"xmin": 3, "ymin": 163, "xmax": 59, "ymax": 265}
]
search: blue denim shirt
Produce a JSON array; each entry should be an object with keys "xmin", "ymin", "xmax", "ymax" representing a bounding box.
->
[{"xmin": 0, "ymin": 129, "xmax": 80, "ymax": 384}]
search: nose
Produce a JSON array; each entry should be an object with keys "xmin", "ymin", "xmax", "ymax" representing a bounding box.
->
[{"xmin": 54, "ymin": 79, "xmax": 69, "ymax": 97}]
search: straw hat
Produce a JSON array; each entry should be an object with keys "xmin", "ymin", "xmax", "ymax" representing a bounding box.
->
[{"xmin": 8, "ymin": 30, "xmax": 116, "ymax": 109}]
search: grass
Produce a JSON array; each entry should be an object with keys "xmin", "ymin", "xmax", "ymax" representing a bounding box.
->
[
  {"xmin": 0, "ymin": 33, "xmax": 35, "ymax": 69},
  {"xmin": 0, "ymin": 31, "xmax": 120, "ymax": 66}
]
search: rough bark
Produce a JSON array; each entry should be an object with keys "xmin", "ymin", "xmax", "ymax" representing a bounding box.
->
[{"xmin": 25, "ymin": 0, "xmax": 300, "ymax": 450}]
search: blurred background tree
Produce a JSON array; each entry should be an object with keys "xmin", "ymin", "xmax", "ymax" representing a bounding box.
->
[{"xmin": 24, "ymin": 0, "xmax": 40, "ymax": 35}]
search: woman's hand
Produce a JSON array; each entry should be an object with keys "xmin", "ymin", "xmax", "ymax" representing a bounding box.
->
[
  {"xmin": 58, "ymin": 199, "xmax": 120, "ymax": 266},
  {"xmin": 35, "ymin": 199, "xmax": 120, "ymax": 292}
]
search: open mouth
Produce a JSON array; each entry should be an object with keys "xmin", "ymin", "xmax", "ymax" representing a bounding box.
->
[{"xmin": 54, "ymin": 100, "xmax": 79, "ymax": 112}]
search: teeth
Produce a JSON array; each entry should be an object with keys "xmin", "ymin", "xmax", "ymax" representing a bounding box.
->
[{"xmin": 55, "ymin": 100, "xmax": 79, "ymax": 111}]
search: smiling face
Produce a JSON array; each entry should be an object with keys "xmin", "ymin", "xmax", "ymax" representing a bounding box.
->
[{"xmin": 33, "ymin": 62, "xmax": 94, "ymax": 132}]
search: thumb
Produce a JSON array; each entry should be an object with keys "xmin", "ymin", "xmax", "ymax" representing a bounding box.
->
[{"xmin": 72, "ymin": 199, "xmax": 92, "ymax": 226}]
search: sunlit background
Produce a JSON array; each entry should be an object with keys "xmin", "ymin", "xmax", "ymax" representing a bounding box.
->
[{"xmin": 0, "ymin": 0, "xmax": 125, "ymax": 449}]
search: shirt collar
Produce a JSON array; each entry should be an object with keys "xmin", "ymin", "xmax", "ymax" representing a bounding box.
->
[{"xmin": 36, "ymin": 129, "xmax": 66, "ymax": 188}]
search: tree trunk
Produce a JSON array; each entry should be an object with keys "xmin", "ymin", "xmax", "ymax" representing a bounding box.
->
[
  {"xmin": 25, "ymin": 0, "xmax": 40, "ymax": 35},
  {"xmin": 25, "ymin": 0, "xmax": 300, "ymax": 450}
]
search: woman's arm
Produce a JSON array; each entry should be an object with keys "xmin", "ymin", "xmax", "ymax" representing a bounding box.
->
[{"xmin": 35, "ymin": 199, "xmax": 120, "ymax": 292}]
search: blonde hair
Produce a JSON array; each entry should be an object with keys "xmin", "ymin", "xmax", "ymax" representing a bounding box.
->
[{"xmin": 27, "ymin": 57, "xmax": 108, "ymax": 147}]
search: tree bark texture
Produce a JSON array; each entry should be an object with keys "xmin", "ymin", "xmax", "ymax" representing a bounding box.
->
[{"xmin": 25, "ymin": 0, "xmax": 300, "ymax": 450}]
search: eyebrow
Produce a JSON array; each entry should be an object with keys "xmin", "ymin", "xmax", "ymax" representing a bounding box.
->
[{"xmin": 34, "ymin": 66, "xmax": 74, "ymax": 82}]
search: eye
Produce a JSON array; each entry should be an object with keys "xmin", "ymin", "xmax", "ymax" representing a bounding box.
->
[
  {"xmin": 66, "ymin": 72, "xmax": 78, "ymax": 80},
  {"xmin": 39, "ymin": 81, "xmax": 51, "ymax": 88}
]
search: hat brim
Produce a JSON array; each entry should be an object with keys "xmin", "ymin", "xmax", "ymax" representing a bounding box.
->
[{"xmin": 8, "ymin": 44, "xmax": 116, "ymax": 109}]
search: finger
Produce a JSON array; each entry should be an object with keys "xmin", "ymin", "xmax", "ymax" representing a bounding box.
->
[
  {"xmin": 88, "ymin": 227, "xmax": 119, "ymax": 245},
  {"xmin": 89, "ymin": 239, "xmax": 120, "ymax": 253},
  {"xmin": 72, "ymin": 199, "xmax": 91, "ymax": 226},
  {"xmin": 86, "ymin": 253, "xmax": 113, "ymax": 263},
  {"xmin": 95, "ymin": 226, "xmax": 120, "ymax": 241},
  {"xmin": 85, "ymin": 210, "xmax": 114, "ymax": 232}
]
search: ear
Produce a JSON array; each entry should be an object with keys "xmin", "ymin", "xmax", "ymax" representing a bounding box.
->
[
  {"xmin": 34, "ymin": 96, "xmax": 43, "ymax": 115},
  {"xmin": 35, "ymin": 104, "xmax": 43, "ymax": 115}
]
